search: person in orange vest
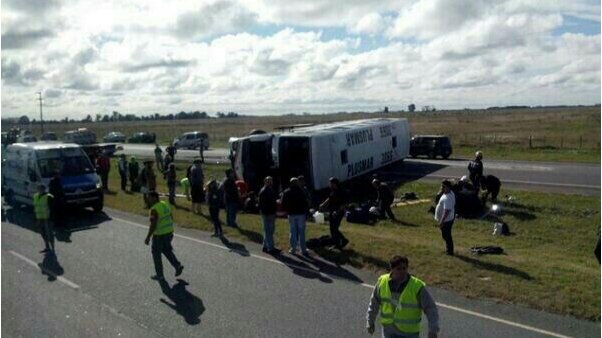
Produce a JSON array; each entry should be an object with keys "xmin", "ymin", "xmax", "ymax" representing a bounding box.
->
[
  {"xmin": 144, "ymin": 192, "xmax": 184, "ymax": 281},
  {"xmin": 33, "ymin": 184, "xmax": 54, "ymax": 253},
  {"xmin": 366, "ymin": 255, "xmax": 439, "ymax": 338}
]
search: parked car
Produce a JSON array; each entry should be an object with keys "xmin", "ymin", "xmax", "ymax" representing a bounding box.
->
[
  {"xmin": 173, "ymin": 131, "xmax": 209, "ymax": 150},
  {"xmin": 128, "ymin": 132, "xmax": 156, "ymax": 144},
  {"xmin": 40, "ymin": 132, "xmax": 58, "ymax": 141},
  {"xmin": 103, "ymin": 131, "xmax": 126, "ymax": 143},
  {"xmin": 64, "ymin": 128, "xmax": 96, "ymax": 145},
  {"xmin": 17, "ymin": 135, "xmax": 37, "ymax": 143},
  {"xmin": 409, "ymin": 135, "xmax": 452, "ymax": 159}
]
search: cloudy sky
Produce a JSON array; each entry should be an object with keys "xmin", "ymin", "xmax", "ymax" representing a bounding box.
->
[{"xmin": 1, "ymin": 0, "xmax": 600, "ymax": 119}]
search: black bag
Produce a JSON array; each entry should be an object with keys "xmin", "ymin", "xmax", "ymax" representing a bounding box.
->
[
  {"xmin": 345, "ymin": 205, "xmax": 377, "ymax": 225},
  {"xmin": 470, "ymin": 246, "xmax": 504, "ymax": 255}
]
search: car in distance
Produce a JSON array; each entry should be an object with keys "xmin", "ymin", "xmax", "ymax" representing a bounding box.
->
[
  {"xmin": 40, "ymin": 132, "xmax": 58, "ymax": 141},
  {"xmin": 409, "ymin": 135, "xmax": 452, "ymax": 159},
  {"xmin": 128, "ymin": 132, "xmax": 156, "ymax": 144},
  {"xmin": 173, "ymin": 131, "xmax": 209, "ymax": 150},
  {"xmin": 103, "ymin": 132, "xmax": 126, "ymax": 143},
  {"xmin": 63, "ymin": 128, "xmax": 97, "ymax": 145},
  {"xmin": 17, "ymin": 135, "xmax": 38, "ymax": 143}
]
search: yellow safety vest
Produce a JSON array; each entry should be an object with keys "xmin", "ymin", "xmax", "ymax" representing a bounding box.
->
[
  {"xmin": 151, "ymin": 201, "xmax": 174, "ymax": 235},
  {"xmin": 378, "ymin": 274, "xmax": 425, "ymax": 333},
  {"xmin": 33, "ymin": 192, "xmax": 52, "ymax": 220}
]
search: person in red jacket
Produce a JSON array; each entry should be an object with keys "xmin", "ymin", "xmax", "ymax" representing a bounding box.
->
[{"xmin": 96, "ymin": 152, "xmax": 111, "ymax": 191}]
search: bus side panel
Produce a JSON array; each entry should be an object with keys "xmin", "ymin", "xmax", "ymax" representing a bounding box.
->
[{"xmin": 310, "ymin": 135, "xmax": 334, "ymax": 191}]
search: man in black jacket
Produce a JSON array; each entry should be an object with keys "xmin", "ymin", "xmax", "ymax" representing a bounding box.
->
[
  {"xmin": 258, "ymin": 176, "xmax": 279, "ymax": 254},
  {"xmin": 282, "ymin": 178, "xmax": 309, "ymax": 256},
  {"xmin": 372, "ymin": 179, "xmax": 396, "ymax": 220},
  {"xmin": 222, "ymin": 169, "xmax": 240, "ymax": 228},
  {"xmin": 468, "ymin": 151, "xmax": 483, "ymax": 190},
  {"xmin": 320, "ymin": 177, "xmax": 349, "ymax": 249}
]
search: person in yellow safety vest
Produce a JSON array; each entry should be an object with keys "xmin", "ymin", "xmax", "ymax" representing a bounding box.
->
[
  {"xmin": 366, "ymin": 255, "xmax": 439, "ymax": 338},
  {"xmin": 144, "ymin": 192, "xmax": 184, "ymax": 281},
  {"xmin": 33, "ymin": 184, "xmax": 54, "ymax": 253}
]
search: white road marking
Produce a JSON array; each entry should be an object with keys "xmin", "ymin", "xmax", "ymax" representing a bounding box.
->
[
  {"xmin": 9, "ymin": 250, "xmax": 80, "ymax": 290},
  {"xmin": 112, "ymin": 215, "xmax": 575, "ymax": 338}
]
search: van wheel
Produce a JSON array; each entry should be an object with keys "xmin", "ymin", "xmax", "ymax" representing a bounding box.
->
[
  {"xmin": 92, "ymin": 201, "xmax": 104, "ymax": 213},
  {"xmin": 442, "ymin": 153, "xmax": 450, "ymax": 159},
  {"xmin": 410, "ymin": 152, "xmax": 417, "ymax": 158}
]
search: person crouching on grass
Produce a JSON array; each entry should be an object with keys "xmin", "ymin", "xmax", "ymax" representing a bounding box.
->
[{"xmin": 33, "ymin": 184, "xmax": 54, "ymax": 253}]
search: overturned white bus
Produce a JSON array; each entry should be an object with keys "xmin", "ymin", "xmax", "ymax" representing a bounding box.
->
[{"xmin": 229, "ymin": 118, "xmax": 410, "ymax": 193}]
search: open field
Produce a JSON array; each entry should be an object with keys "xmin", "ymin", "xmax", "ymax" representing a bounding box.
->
[
  {"xmin": 5, "ymin": 106, "xmax": 600, "ymax": 162},
  {"xmin": 102, "ymin": 161, "xmax": 601, "ymax": 320}
]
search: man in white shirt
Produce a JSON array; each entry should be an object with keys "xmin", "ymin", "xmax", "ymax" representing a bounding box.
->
[{"xmin": 435, "ymin": 180, "xmax": 456, "ymax": 256}]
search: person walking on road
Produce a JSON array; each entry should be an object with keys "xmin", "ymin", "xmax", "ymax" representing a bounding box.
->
[
  {"xmin": 33, "ymin": 184, "xmax": 54, "ymax": 253},
  {"xmin": 128, "ymin": 156, "xmax": 140, "ymax": 192},
  {"xmin": 372, "ymin": 179, "xmax": 396, "ymax": 220},
  {"xmin": 366, "ymin": 255, "xmax": 439, "ymax": 338},
  {"xmin": 117, "ymin": 154, "xmax": 128, "ymax": 191},
  {"xmin": 320, "ymin": 177, "xmax": 349, "ymax": 249},
  {"xmin": 259, "ymin": 176, "xmax": 279, "ymax": 254},
  {"xmin": 144, "ymin": 192, "xmax": 184, "ymax": 281},
  {"xmin": 154, "ymin": 144, "xmax": 164, "ymax": 171},
  {"xmin": 435, "ymin": 180, "xmax": 456, "ymax": 256},
  {"xmin": 189, "ymin": 159, "xmax": 205, "ymax": 214},
  {"xmin": 222, "ymin": 169, "xmax": 240, "ymax": 228},
  {"xmin": 468, "ymin": 151, "xmax": 484, "ymax": 190},
  {"xmin": 206, "ymin": 180, "xmax": 223, "ymax": 237},
  {"xmin": 282, "ymin": 178, "xmax": 310, "ymax": 256}
]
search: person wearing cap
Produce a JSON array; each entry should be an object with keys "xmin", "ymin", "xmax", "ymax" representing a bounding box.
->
[
  {"xmin": 372, "ymin": 179, "xmax": 396, "ymax": 221},
  {"xmin": 221, "ymin": 169, "xmax": 240, "ymax": 227},
  {"xmin": 117, "ymin": 154, "xmax": 128, "ymax": 191},
  {"xmin": 320, "ymin": 177, "xmax": 349, "ymax": 249},
  {"xmin": 128, "ymin": 156, "xmax": 140, "ymax": 192},
  {"xmin": 366, "ymin": 255, "xmax": 439, "ymax": 338},
  {"xmin": 282, "ymin": 177, "xmax": 310, "ymax": 256},
  {"xmin": 189, "ymin": 159, "xmax": 205, "ymax": 214},
  {"xmin": 468, "ymin": 151, "xmax": 484, "ymax": 190},
  {"xmin": 33, "ymin": 184, "xmax": 55, "ymax": 253},
  {"xmin": 144, "ymin": 192, "xmax": 184, "ymax": 281},
  {"xmin": 435, "ymin": 180, "xmax": 456, "ymax": 256}
]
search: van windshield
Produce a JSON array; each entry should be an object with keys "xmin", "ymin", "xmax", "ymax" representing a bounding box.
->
[{"xmin": 36, "ymin": 148, "xmax": 95, "ymax": 178}]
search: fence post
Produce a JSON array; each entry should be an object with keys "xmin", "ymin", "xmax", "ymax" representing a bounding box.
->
[
  {"xmin": 579, "ymin": 136, "xmax": 583, "ymax": 149},
  {"xmin": 479, "ymin": 135, "xmax": 482, "ymax": 145},
  {"xmin": 493, "ymin": 134, "xmax": 496, "ymax": 144},
  {"xmin": 560, "ymin": 136, "xmax": 563, "ymax": 149},
  {"xmin": 529, "ymin": 135, "xmax": 532, "ymax": 149},
  {"xmin": 542, "ymin": 136, "xmax": 546, "ymax": 147}
]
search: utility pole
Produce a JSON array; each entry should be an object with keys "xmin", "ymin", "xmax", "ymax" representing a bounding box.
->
[{"xmin": 37, "ymin": 92, "xmax": 44, "ymax": 134}]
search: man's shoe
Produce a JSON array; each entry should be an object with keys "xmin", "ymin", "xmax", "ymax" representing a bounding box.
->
[
  {"xmin": 288, "ymin": 248, "xmax": 296, "ymax": 255},
  {"xmin": 151, "ymin": 275, "xmax": 165, "ymax": 281},
  {"xmin": 340, "ymin": 238, "xmax": 349, "ymax": 248},
  {"xmin": 262, "ymin": 247, "xmax": 268, "ymax": 253},
  {"xmin": 301, "ymin": 251, "xmax": 311, "ymax": 257},
  {"xmin": 269, "ymin": 248, "xmax": 282, "ymax": 255},
  {"xmin": 175, "ymin": 265, "xmax": 184, "ymax": 277}
]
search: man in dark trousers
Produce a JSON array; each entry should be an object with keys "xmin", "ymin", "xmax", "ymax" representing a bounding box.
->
[
  {"xmin": 480, "ymin": 174, "xmax": 501, "ymax": 203},
  {"xmin": 96, "ymin": 152, "xmax": 111, "ymax": 191},
  {"xmin": 222, "ymin": 169, "xmax": 240, "ymax": 228},
  {"xmin": 117, "ymin": 154, "xmax": 128, "ymax": 191},
  {"xmin": 128, "ymin": 156, "xmax": 140, "ymax": 192},
  {"xmin": 366, "ymin": 255, "xmax": 439, "ymax": 338},
  {"xmin": 144, "ymin": 192, "xmax": 184, "ymax": 281},
  {"xmin": 166, "ymin": 142, "xmax": 177, "ymax": 162},
  {"xmin": 282, "ymin": 178, "xmax": 310, "ymax": 256},
  {"xmin": 48, "ymin": 171, "xmax": 65, "ymax": 228},
  {"xmin": 467, "ymin": 151, "xmax": 483, "ymax": 190},
  {"xmin": 319, "ymin": 177, "xmax": 349, "ymax": 249},
  {"xmin": 259, "ymin": 176, "xmax": 279, "ymax": 254},
  {"xmin": 435, "ymin": 180, "xmax": 456, "ymax": 256},
  {"xmin": 372, "ymin": 179, "xmax": 396, "ymax": 220}
]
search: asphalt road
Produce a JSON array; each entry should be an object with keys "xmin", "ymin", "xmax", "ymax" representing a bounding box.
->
[
  {"xmin": 2, "ymin": 207, "xmax": 599, "ymax": 338},
  {"xmin": 120, "ymin": 144, "xmax": 600, "ymax": 196}
]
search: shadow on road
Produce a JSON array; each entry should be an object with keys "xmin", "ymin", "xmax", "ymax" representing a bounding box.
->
[
  {"xmin": 455, "ymin": 254, "xmax": 533, "ymax": 280},
  {"xmin": 272, "ymin": 254, "xmax": 333, "ymax": 283},
  {"xmin": 219, "ymin": 236, "xmax": 250, "ymax": 257},
  {"xmin": 158, "ymin": 279, "xmax": 205, "ymax": 325},
  {"xmin": 38, "ymin": 252, "xmax": 65, "ymax": 282}
]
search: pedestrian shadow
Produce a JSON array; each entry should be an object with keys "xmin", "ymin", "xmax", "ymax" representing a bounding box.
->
[
  {"xmin": 454, "ymin": 254, "xmax": 533, "ymax": 280},
  {"xmin": 296, "ymin": 254, "xmax": 364, "ymax": 283},
  {"xmin": 234, "ymin": 226, "xmax": 264, "ymax": 245},
  {"xmin": 158, "ymin": 279, "xmax": 205, "ymax": 325},
  {"xmin": 38, "ymin": 252, "xmax": 64, "ymax": 282},
  {"xmin": 272, "ymin": 254, "xmax": 333, "ymax": 283},
  {"xmin": 219, "ymin": 236, "xmax": 250, "ymax": 257},
  {"xmin": 313, "ymin": 247, "xmax": 390, "ymax": 272}
]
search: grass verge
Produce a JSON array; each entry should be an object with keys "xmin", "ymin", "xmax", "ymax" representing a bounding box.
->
[{"xmin": 103, "ymin": 161, "xmax": 601, "ymax": 320}]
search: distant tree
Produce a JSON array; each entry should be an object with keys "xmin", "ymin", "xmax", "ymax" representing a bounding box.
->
[
  {"xmin": 217, "ymin": 112, "xmax": 225, "ymax": 118},
  {"xmin": 95, "ymin": 114, "xmax": 102, "ymax": 122},
  {"xmin": 18, "ymin": 115, "xmax": 30, "ymax": 124},
  {"xmin": 408, "ymin": 104, "xmax": 416, "ymax": 113},
  {"xmin": 102, "ymin": 115, "xmax": 110, "ymax": 122},
  {"xmin": 83, "ymin": 114, "xmax": 93, "ymax": 123},
  {"xmin": 384, "ymin": 106, "xmax": 389, "ymax": 113}
]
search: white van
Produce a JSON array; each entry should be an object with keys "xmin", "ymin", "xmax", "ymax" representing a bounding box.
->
[
  {"xmin": 229, "ymin": 118, "xmax": 410, "ymax": 192},
  {"xmin": 64, "ymin": 128, "xmax": 96, "ymax": 145},
  {"xmin": 2, "ymin": 142, "xmax": 104, "ymax": 212}
]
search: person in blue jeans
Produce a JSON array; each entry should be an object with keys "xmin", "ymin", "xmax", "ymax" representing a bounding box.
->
[
  {"xmin": 258, "ymin": 176, "xmax": 280, "ymax": 254},
  {"xmin": 281, "ymin": 178, "xmax": 310, "ymax": 256},
  {"xmin": 221, "ymin": 169, "xmax": 240, "ymax": 227}
]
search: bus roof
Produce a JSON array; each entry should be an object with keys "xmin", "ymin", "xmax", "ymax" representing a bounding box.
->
[
  {"xmin": 8, "ymin": 142, "xmax": 82, "ymax": 150},
  {"xmin": 281, "ymin": 118, "xmax": 406, "ymax": 137}
]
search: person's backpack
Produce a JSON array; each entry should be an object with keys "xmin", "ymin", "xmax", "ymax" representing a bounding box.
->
[{"xmin": 470, "ymin": 246, "xmax": 504, "ymax": 255}]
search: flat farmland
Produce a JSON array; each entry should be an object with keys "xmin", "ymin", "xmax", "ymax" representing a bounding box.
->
[{"xmin": 5, "ymin": 105, "xmax": 600, "ymax": 162}]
